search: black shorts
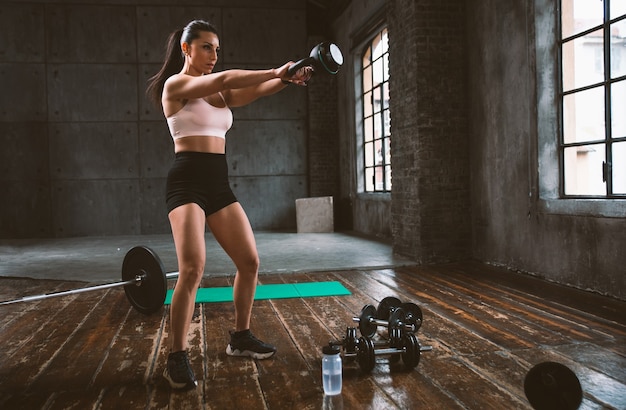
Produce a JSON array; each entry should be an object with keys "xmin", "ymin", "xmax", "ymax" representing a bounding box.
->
[{"xmin": 166, "ymin": 152, "xmax": 238, "ymax": 216}]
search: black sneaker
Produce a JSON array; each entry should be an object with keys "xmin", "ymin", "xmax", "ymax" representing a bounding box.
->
[
  {"xmin": 226, "ymin": 330, "xmax": 277, "ymax": 359},
  {"xmin": 163, "ymin": 350, "xmax": 198, "ymax": 391}
]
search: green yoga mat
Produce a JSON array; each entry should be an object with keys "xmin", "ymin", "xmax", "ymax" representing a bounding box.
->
[{"xmin": 164, "ymin": 281, "xmax": 351, "ymax": 304}]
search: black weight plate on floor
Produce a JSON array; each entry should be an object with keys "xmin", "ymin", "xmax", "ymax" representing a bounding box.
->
[
  {"xmin": 344, "ymin": 327, "xmax": 358, "ymax": 354},
  {"xmin": 122, "ymin": 246, "xmax": 167, "ymax": 315},
  {"xmin": 524, "ymin": 362, "xmax": 582, "ymax": 410},
  {"xmin": 357, "ymin": 336, "xmax": 376, "ymax": 373},
  {"xmin": 401, "ymin": 332, "xmax": 420, "ymax": 369},
  {"xmin": 388, "ymin": 307, "xmax": 405, "ymax": 332},
  {"xmin": 376, "ymin": 296, "xmax": 402, "ymax": 320},
  {"xmin": 401, "ymin": 302, "xmax": 423, "ymax": 331},
  {"xmin": 359, "ymin": 304, "xmax": 378, "ymax": 338}
]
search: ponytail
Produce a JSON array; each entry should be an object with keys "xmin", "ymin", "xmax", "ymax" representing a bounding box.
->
[{"xmin": 146, "ymin": 20, "xmax": 219, "ymax": 107}]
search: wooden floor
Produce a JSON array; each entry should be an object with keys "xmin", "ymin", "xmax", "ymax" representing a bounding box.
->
[{"xmin": 0, "ymin": 261, "xmax": 624, "ymax": 409}]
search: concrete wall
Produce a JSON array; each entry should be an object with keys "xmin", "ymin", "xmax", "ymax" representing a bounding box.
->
[
  {"xmin": 329, "ymin": 0, "xmax": 624, "ymax": 299},
  {"xmin": 466, "ymin": 0, "xmax": 626, "ymax": 299},
  {"xmin": 0, "ymin": 0, "xmax": 308, "ymax": 238}
]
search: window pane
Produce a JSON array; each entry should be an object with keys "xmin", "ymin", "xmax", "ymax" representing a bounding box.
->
[
  {"xmin": 382, "ymin": 82, "xmax": 389, "ymax": 110},
  {"xmin": 563, "ymin": 86, "xmax": 605, "ymax": 143},
  {"xmin": 385, "ymin": 164, "xmax": 392, "ymax": 190},
  {"xmin": 384, "ymin": 137, "xmax": 391, "ymax": 164},
  {"xmin": 383, "ymin": 53, "xmax": 389, "ymax": 82},
  {"xmin": 564, "ymin": 143, "xmax": 606, "ymax": 195},
  {"xmin": 373, "ymin": 57, "xmax": 384, "ymax": 87},
  {"xmin": 384, "ymin": 109, "xmax": 391, "ymax": 137},
  {"xmin": 373, "ymin": 86, "xmax": 382, "ymax": 114},
  {"xmin": 364, "ymin": 91, "xmax": 372, "ymax": 117},
  {"xmin": 613, "ymin": 141, "xmax": 626, "ymax": 194},
  {"xmin": 374, "ymin": 166, "xmax": 384, "ymax": 190},
  {"xmin": 373, "ymin": 33, "xmax": 383, "ymax": 60},
  {"xmin": 561, "ymin": 0, "xmax": 603, "ymax": 39},
  {"xmin": 610, "ymin": 19, "xmax": 626, "ymax": 78},
  {"xmin": 365, "ymin": 141, "xmax": 375, "ymax": 166},
  {"xmin": 374, "ymin": 112, "xmax": 382, "ymax": 139},
  {"xmin": 363, "ymin": 65, "xmax": 372, "ymax": 92},
  {"xmin": 611, "ymin": 1, "xmax": 626, "ymax": 20},
  {"xmin": 365, "ymin": 167, "xmax": 374, "ymax": 191},
  {"xmin": 562, "ymin": 33, "xmax": 604, "ymax": 92},
  {"xmin": 362, "ymin": 45, "xmax": 371, "ymax": 66},
  {"xmin": 364, "ymin": 117, "xmax": 373, "ymax": 142},
  {"xmin": 612, "ymin": 79, "xmax": 626, "ymax": 138},
  {"xmin": 381, "ymin": 28, "xmax": 388, "ymax": 54}
]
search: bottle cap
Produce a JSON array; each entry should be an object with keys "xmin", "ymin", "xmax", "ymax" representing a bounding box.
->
[{"xmin": 322, "ymin": 344, "xmax": 341, "ymax": 355}]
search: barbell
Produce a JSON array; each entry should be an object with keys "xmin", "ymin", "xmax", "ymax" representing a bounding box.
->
[{"xmin": 0, "ymin": 246, "xmax": 175, "ymax": 315}]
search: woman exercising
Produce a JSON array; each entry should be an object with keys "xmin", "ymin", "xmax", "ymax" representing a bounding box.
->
[{"xmin": 146, "ymin": 19, "xmax": 312, "ymax": 390}]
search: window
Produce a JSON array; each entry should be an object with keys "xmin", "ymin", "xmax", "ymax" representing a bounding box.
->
[
  {"xmin": 560, "ymin": 0, "xmax": 626, "ymax": 197},
  {"xmin": 360, "ymin": 28, "xmax": 391, "ymax": 193}
]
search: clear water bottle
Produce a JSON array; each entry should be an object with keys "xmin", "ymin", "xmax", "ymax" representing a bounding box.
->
[{"xmin": 322, "ymin": 344, "xmax": 342, "ymax": 395}]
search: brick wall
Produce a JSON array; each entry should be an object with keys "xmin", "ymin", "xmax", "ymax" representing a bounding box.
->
[{"xmin": 387, "ymin": 0, "xmax": 471, "ymax": 262}]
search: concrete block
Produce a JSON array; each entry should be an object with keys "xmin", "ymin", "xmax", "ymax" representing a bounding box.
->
[
  {"xmin": 0, "ymin": 122, "xmax": 49, "ymax": 181},
  {"xmin": 227, "ymin": 119, "xmax": 307, "ymax": 176},
  {"xmin": 49, "ymin": 122, "xmax": 139, "ymax": 179},
  {"xmin": 231, "ymin": 175, "xmax": 307, "ymax": 230},
  {"xmin": 295, "ymin": 196, "xmax": 334, "ymax": 233},
  {"xmin": 47, "ymin": 64, "xmax": 137, "ymax": 122},
  {"xmin": 222, "ymin": 8, "xmax": 306, "ymax": 64},
  {"xmin": 136, "ymin": 6, "xmax": 221, "ymax": 64},
  {"xmin": 0, "ymin": 63, "xmax": 47, "ymax": 121},
  {"xmin": 46, "ymin": 5, "xmax": 136, "ymax": 63},
  {"xmin": 51, "ymin": 179, "xmax": 141, "ymax": 237},
  {"xmin": 0, "ymin": 4, "xmax": 45, "ymax": 63},
  {"xmin": 139, "ymin": 121, "xmax": 175, "ymax": 178}
]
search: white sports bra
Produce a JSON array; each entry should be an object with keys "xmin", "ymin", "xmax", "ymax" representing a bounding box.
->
[{"xmin": 166, "ymin": 92, "xmax": 233, "ymax": 139}]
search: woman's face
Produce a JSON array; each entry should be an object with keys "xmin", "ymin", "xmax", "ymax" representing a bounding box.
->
[{"xmin": 184, "ymin": 31, "xmax": 220, "ymax": 75}]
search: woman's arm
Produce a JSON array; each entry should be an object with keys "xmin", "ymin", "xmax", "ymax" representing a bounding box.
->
[
  {"xmin": 223, "ymin": 78, "xmax": 288, "ymax": 107},
  {"xmin": 163, "ymin": 68, "xmax": 280, "ymax": 101},
  {"xmin": 224, "ymin": 66, "xmax": 314, "ymax": 107}
]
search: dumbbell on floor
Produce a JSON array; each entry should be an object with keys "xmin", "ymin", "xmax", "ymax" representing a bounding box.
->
[
  {"xmin": 354, "ymin": 304, "xmax": 417, "ymax": 338},
  {"xmin": 356, "ymin": 333, "xmax": 433, "ymax": 372},
  {"xmin": 376, "ymin": 296, "xmax": 423, "ymax": 333}
]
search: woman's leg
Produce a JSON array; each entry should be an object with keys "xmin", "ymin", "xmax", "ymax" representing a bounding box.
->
[
  {"xmin": 168, "ymin": 203, "xmax": 207, "ymax": 352},
  {"xmin": 206, "ymin": 202, "xmax": 259, "ymax": 331}
]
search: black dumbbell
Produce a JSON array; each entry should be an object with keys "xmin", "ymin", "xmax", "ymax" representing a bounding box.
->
[
  {"xmin": 354, "ymin": 304, "xmax": 416, "ymax": 338},
  {"xmin": 356, "ymin": 333, "xmax": 429, "ymax": 372}
]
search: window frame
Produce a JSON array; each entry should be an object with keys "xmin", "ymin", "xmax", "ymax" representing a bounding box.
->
[
  {"xmin": 535, "ymin": 0, "xmax": 626, "ymax": 217},
  {"xmin": 557, "ymin": 0, "xmax": 626, "ymax": 198},
  {"xmin": 357, "ymin": 27, "xmax": 392, "ymax": 194}
]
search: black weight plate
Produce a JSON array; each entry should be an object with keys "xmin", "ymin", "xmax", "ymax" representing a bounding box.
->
[
  {"xmin": 359, "ymin": 304, "xmax": 378, "ymax": 338},
  {"xmin": 357, "ymin": 336, "xmax": 376, "ymax": 373},
  {"xmin": 122, "ymin": 246, "xmax": 167, "ymax": 315},
  {"xmin": 524, "ymin": 362, "xmax": 582, "ymax": 410},
  {"xmin": 376, "ymin": 296, "xmax": 402, "ymax": 320},
  {"xmin": 388, "ymin": 307, "xmax": 406, "ymax": 332},
  {"xmin": 344, "ymin": 327, "xmax": 358, "ymax": 355},
  {"xmin": 401, "ymin": 302, "xmax": 423, "ymax": 331},
  {"xmin": 401, "ymin": 332, "xmax": 420, "ymax": 370}
]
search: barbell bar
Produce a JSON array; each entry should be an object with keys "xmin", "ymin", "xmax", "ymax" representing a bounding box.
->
[{"xmin": 0, "ymin": 246, "xmax": 177, "ymax": 315}]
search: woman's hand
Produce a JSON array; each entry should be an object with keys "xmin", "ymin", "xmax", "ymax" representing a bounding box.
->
[
  {"xmin": 287, "ymin": 66, "xmax": 314, "ymax": 86},
  {"xmin": 275, "ymin": 62, "xmax": 314, "ymax": 86}
]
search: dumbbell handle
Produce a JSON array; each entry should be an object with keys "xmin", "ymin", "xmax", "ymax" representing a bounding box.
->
[
  {"xmin": 352, "ymin": 316, "xmax": 416, "ymax": 332},
  {"xmin": 366, "ymin": 344, "xmax": 434, "ymax": 357}
]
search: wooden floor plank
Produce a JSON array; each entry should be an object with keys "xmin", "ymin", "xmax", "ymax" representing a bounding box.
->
[
  {"xmin": 429, "ymin": 264, "xmax": 626, "ymax": 340},
  {"xmin": 1, "ymin": 262, "xmax": 625, "ymax": 409}
]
